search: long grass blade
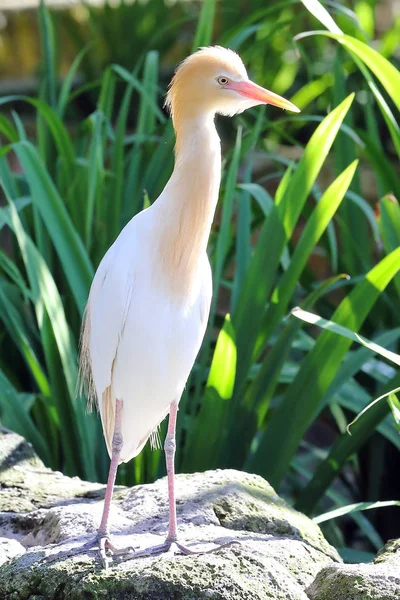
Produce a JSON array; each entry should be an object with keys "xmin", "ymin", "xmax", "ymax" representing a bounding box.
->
[
  {"xmin": 7, "ymin": 196, "xmax": 97, "ymax": 480},
  {"xmin": 250, "ymin": 246, "xmax": 400, "ymax": 486},
  {"xmin": 183, "ymin": 315, "xmax": 236, "ymax": 471},
  {"xmin": 233, "ymin": 95, "xmax": 354, "ymax": 396},
  {"xmin": 192, "ymin": 0, "xmax": 216, "ymax": 50},
  {"xmin": 291, "ymin": 307, "xmax": 400, "ymax": 367},
  {"xmin": 12, "ymin": 141, "xmax": 93, "ymax": 314},
  {"xmin": 0, "ymin": 368, "xmax": 51, "ymax": 463},
  {"xmin": 295, "ymin": 372, "xmax": 400, "ymax": 514}
]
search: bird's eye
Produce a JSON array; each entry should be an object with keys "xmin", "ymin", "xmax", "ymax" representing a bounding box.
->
[{"xmin": 217, "ymin": 76, "xmax": 229, "ymax": 86}]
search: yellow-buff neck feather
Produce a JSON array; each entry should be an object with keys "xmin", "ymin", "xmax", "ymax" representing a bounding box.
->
[{"xmin": 154, "ymin": 108, "xmax": 221, "ymax": 299}]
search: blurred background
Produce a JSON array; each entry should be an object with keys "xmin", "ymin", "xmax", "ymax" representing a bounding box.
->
[{"xmin": 0, "ymin": 0, "xmax": 399, "ymax": 565}]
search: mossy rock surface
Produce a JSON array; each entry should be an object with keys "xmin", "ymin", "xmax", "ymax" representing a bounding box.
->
[
  {"xmin": 307, "ymin": 538, "xmax": 400, "ymax": 600},
  {"xmin": 0, "ymin": 544, "xmax": 322, "ymax": 600},
  {"xmin": 0, "ymin": 464, "xmax": 339, "ymax": 599},
  {"xmin": 306, "ymin": 561, "xmax": 400, "ymax": 600},
  {"xmin": 0, "ymin": 429, "xmax": 347, "ymax": 599},
  {"xmin": 0, "ymin": 428, "xmax": 105, "ymax": 514},
  {"xmin": 375, "ymin": 539, "xmax": 400, "ymax": 567}
]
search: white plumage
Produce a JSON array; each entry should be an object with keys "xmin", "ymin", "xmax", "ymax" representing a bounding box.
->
[
  {"xmin": 86, "ymin": 206, "xmax": 212, "ymax": 461},
  {"xmin": 76, "ymin": 46, "xmax": 299, "ymax": 566}
]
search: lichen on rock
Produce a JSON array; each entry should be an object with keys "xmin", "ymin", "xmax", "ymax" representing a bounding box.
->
[
  {"xmin": 307, "ymin": 537, "xmax": 400, "ymax": 600},
  {"xmin": 0, "ymin": 429, "xmax": 341, "ymax": 599},
  {"xmin": 1, "ymin": 427, "xmax": 395, "ymax": 600},
  {"xmin": 375, "ymin": 538, "xmax": 400, "ymax": 567},
  {"xmin": 306, "ymin": 560, "xmax": 400, "ymax": 600}
]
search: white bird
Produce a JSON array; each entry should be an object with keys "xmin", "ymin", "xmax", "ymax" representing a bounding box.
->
[{"xmin": 78, "ymin": 46, "xmax": 299, "ymax": 567}]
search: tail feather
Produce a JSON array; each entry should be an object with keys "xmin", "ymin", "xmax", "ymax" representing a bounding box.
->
[
  {"xmin": 77, "ymin": 304, "xmax": 97, "ymax": 412},
  {"xmin": 101, "ymin": 385, "xmax": 115, "ymax": 457}
]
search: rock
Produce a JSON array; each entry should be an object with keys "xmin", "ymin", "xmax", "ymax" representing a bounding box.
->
[
  {"xmin": 0, "ymin": 427, "xmax": 107, "ymax": 550},
  {"xmin": 306, "ymin": 538, "xmax": 400, "ymax": 600},
  {"xmin": 0, "ymin": 537, "xmax": 25, "ymax": 567},
  {"xmin": 0, "ymin": 428, "xmax": 105, "ymax": 514},
  {"xmin": 375, "ymin": 538, "xmax": 400, "ymax": 567},
  {"xmin": 0, "ymin": 429, "xmax": 342, "ymax": 599}
]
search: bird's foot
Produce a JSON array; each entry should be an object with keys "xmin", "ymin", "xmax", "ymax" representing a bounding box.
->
[
  {"xmin": 43, "ymin": 532, "xmax": 134, "ymax": 569},
  {"xmin": 116, "ymin": 537, "xmax": 240, "ymax": 562}
]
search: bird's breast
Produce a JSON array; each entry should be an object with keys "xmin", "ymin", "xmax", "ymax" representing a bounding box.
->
[{"xmin": 112, "ymin": 252, "xmax": 211, "ymax": 403}]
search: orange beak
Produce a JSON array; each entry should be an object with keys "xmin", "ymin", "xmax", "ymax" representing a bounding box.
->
[{"xmin": 229, "ymin": 80, "xmax": 300, "ymax": 113}]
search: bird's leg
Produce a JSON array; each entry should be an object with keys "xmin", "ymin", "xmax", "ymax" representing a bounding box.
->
[
  {"xmin": 162, "ymin": 401, "xmax": 236, "ymax": 555},
  {"xmin": 94, "ymin": 398, "xmax": 127, "ymax": 566},
  {"xmin": 43, "ymin": 399, "xmax": 133, "ymax": 569},
  {"xmin": 117, "ymin": 401, "xmax": 238, "ymax": 562},
  {"xmin": 117, "ymin": 401, "xmax": 181, "ymax": 559},
  {"xmin": 98, "ymin": 398, "xmax": 124, "ymax": 541},
  {"xmin": 165, "ymin": 399, "xmax": 179, "ymax": 544}
]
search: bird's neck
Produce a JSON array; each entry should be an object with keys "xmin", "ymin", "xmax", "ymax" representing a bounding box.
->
[{"xmin": 155, "ymin": 112, "xmax": 221, "ymax": 294}]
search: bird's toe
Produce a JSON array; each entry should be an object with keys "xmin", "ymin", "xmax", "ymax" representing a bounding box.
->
[{"xmin": 42, "ymin": 533, "xmax": 135, "ymax": 569}]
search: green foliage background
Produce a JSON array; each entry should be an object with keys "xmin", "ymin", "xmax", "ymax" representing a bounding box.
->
[{"xmin": 0, "ymin": 0, "xmax": 399, "ymax": 561}]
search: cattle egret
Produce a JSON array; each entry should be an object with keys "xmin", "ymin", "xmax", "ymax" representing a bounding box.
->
[{"xmin": 73, "ymin": 46, "xmax": 298, "ymax": 568}]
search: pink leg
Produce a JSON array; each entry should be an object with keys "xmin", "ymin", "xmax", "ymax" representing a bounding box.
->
[
  {"xmin": 116, "ymin": 399, "xmax": 239, "ymax": 562},
  {"xmin": 43, "ymin": 399, "xmax": 130, "ymax": 569},
  {"xmin": 165, "ymin": 400, "xmax": 178, "ymax": 542},
  {"xmin": 98, "ymin": 398, "xmax": 123, "ymax": 536}
]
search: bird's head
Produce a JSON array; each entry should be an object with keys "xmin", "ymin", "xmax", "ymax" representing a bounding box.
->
[{"xmin": 165, "ymin": 46, "xmax": 299, "ymax": 123}]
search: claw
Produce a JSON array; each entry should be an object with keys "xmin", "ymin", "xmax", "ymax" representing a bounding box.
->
[
  {"xmin": 42, "ymin": 534, "xmax": 134, "ymax": 570},
  {"xmin": 116, "ymin": 538, "xmax": 240, "ymax": 562},
  {"xmin": 99, "ymin": 536, "xmax": 112, "ymax": 569},
  {"xmin": 176, "ymin": 539, "xmax": 240, "ymax": 555}
]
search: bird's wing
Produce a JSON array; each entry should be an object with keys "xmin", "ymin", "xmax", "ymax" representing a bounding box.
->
[{"xmin": 79, "ymin": 240, "xmax": 134, "ymax": 413}]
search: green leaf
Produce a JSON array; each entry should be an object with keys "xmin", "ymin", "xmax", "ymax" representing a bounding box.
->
[
  {"xmin": 388, "ymin": 394, "xmax": 400, "ymax": 430},
  {"xmin": 250, "ymin": 275, "xmax": 350, "ymax": 422},
  {"xmin": 57, "ymin": 43, "xmax": 93, "ymax": 117},
  {"xmin": 378, "ymin": 195, "xmax": 400, "ymax": 297},
  {"xmin": 332, "ymin": 48, "xmax": 368, "ymax": 274},
  {"xmin": 192, "ymin": 0, "xmax": 215, "ymax": 50},
  {"xmin": 0, "ymin": 280, "xmax": 50, "ymax": 397},
  {"xmin": 207, "ymin": 314, "xmax": 236, "ymax": 400},
  {"xmin": 290, "ymin": 74, "xmax": 334, "ymax": 109},
  {"xmin": 295, "ymin": 371, "xmax": 400, "ymax": 514},
  {"xmin": 250, "ymin": 246, "xmax": 400, "ymax": 487},
  {"xmin": 226, "ymin": 275, "xmax": 348, "ymax": 469},
  {"xmin": 12, "ymin": 141, "xmax": 93, "ymax": 314},
  {"xmin": 359, "ymin": 132, "xmax": 400, "ymax": 199},
  {"xmin": 314, "ymin": 500, "xmax": 400, "ymax": 524},
  {"xmin": 0, "ymin": 115, "xmax": 18, "ymax": 143},
  {"xmin": 0, "ymin": 249, "xmax": 32, "ymax": 301},
  {"xmin": 7, "ymin": 196, "xmax": 97, "ymax": 480},
  {"xmin": 347, "ymin": 387, "xmax": 400, "ymax": 434},
  {"xmin": 296, "ymin": 32, "xmax": 400, "ymax": 112},
  {"xmin": 291, "ymin": 307, "xmax": 400, "ymax": 367},
  {"xmin": 233, "ymin": 95, "xmax": 354, "ymax": 396},
  {"xmin": 38, "ymin": 0, "xmax": 57, "ymax": 109},
  {"xmin": 182, "ymin": 315, "xmax": 236, "ymax": 471},
  {"xmin": 112, "ymin": 64, "xmax": 165, "ymax": 124},
  {"xmin": 232, "ymin": 174, "xmax": 252, "ymax": 313},
  {"xmin": 117, "ymin": 57, "xmax": 166, "ymax": 222},
  {"xmin": 213, "ymin": 127, "xmax": 242, "ymax": 293},
  {"xmin": 136, "ymin": 51, "xmax": 159, "ymax": 138},
  {"xmin": 85, "ymin": 111, "xmax": 106, "ymax": 249},
  {"xmin": 0, "ymin": 368, "xmax": 50, "ymax": 463},
  {"xmin": 237, "ymin": 183, "xmax": 274, "ymax": 217},
  {"xmin": 299, "ymin": 0, "xmax": 342, "ymax": 34},
  {"xmin": 0, "ymin": 96, "xmax": 76, "ymax": 189},
  {"xmin": 259, "ymin": 160, "xmax": 358, "ymax": 353}
]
